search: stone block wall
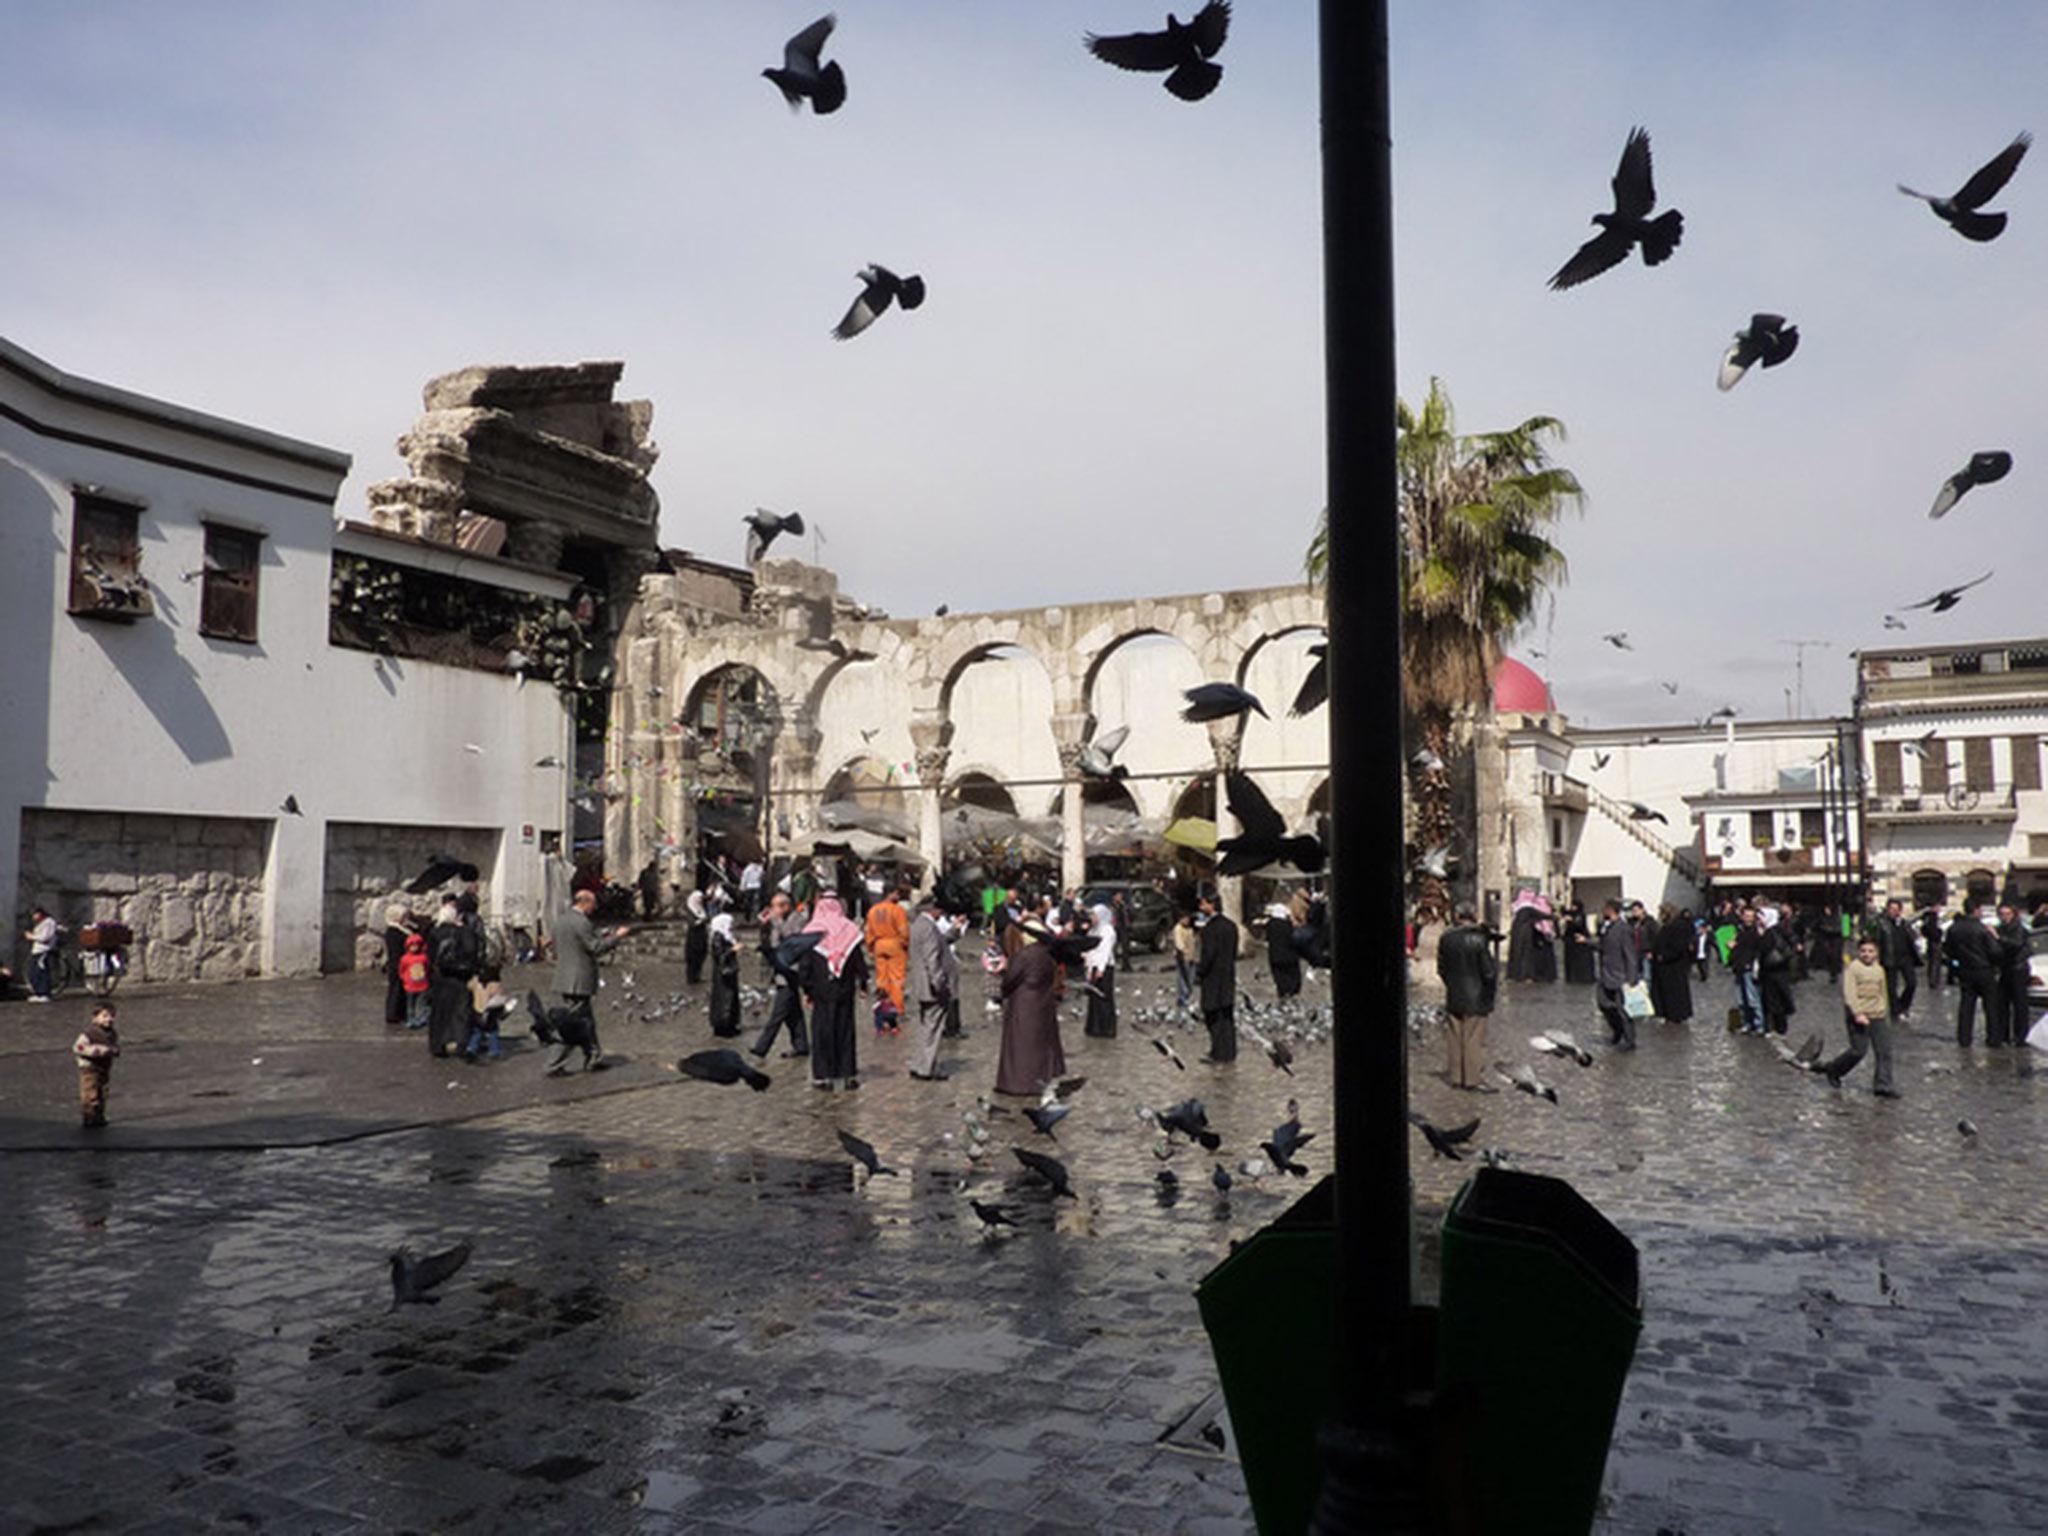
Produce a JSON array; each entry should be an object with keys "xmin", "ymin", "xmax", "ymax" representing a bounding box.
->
[
  {"xmin": 321, "ymin": 823, "xmax": 500, "ymax": 973},
  {"xmin": 16, "ymin": 809, "xmax": 270, "ymax": 984}
]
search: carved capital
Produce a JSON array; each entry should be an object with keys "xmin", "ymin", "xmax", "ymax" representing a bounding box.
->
[
  {"xmin": 915, "ymin": 747, "xmax": 952, "ymax": 784},
  {"xmin": 1205, "ymin": 714, "xmax": 1245, "ymax": 773}
]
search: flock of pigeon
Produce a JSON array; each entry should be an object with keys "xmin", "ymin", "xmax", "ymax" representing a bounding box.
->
[{"xmin": 1551, "ymin": 124, "xmax": 2029, "ymax": 651}]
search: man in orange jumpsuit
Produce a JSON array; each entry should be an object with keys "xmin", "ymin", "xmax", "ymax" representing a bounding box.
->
[{"xmin": 865, "ymin": 880, "xmax": 911, "ymax": 1032}]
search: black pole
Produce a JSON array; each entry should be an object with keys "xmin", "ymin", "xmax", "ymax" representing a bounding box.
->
[{"xmin": 1311, "ymin": 3, "xmax": 1425, "ymax": 1531}]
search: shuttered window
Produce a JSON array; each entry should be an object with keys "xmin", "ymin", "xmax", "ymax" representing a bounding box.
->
[
  {"xmin": 2013, "ymin": 735, "xmax": 2042, "ymax": 792},
  {"xmin": 68, "ymin": 493, "xmax": 151, "ymax": 618},
  {"xmin": 199, "ymin": 524, "xmax": 262, "ymax": 643},
  {"xmin": 1963, "ymin": 737, "xmax": 1994, "ymax": 792},
  {"xmin": 1873, "ymin": 740, "xmax": 1903, "ymax": 795},
  {"xmin": 1919, "ymin": 739, "xmax": 1949, "ymax": 793}
]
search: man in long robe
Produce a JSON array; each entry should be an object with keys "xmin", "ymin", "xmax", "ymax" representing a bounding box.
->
[
  {"xmin": 799, "ymin": 895, "xmax": 866, "ymax": 1089},
  {"xmin": 994, "ymin": 920, "xmax": 1066, "ymax": 1095}
]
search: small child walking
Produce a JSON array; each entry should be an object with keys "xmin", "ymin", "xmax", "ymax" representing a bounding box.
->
[
  {"xmin": 400, "ymin": 932, "xmax": 431, "ymax": 1030},
  {"xmin": 74, "ymin": 1001, "xmax": 121, "ymax": 1129}
]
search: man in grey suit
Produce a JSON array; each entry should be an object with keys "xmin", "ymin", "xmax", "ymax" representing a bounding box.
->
[
  {"xmin": 907, "ymin": 900, "xmax": 958, "ymax": 1081},
  {"xmin": 1596, "ymin": 899, "xmax": 1641, "ymax": 1052},
  {"xmin": 551, "ymin": 889, "xmax": 629, "ymax": 1074}
]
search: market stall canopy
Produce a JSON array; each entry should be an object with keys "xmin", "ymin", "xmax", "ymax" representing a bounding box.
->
[{"xmin": 1163, "ymin": 816, "xmax": 1219, "ymax": 856}]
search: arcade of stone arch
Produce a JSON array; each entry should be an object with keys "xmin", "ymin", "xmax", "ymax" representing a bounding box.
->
[{"xmin": 604, "ymin": 554, "xmax": 1332, "ymax": 919}]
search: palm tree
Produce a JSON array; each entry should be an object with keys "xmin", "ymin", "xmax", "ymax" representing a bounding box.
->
[{"xmin": 1307, "ymin": 377, "xmax": 1582, "ymax": 921}]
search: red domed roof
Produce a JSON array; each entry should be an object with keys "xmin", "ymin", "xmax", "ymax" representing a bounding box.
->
[{"xmin": 1493, "ymin": 656, "xmax": 1554, "ymax": 715}]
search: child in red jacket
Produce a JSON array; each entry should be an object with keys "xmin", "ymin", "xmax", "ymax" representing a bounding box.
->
[{"xmin": 400, "ymin": 932, "xmax": 431, "ymax": 1030}]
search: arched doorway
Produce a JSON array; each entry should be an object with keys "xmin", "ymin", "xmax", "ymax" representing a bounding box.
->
[
  {"xmin": 1911, "ymin": 868, "xmax": 1949, "ymax": 911},
  {"xmin": 681, "ymin": 664, "xmax": 782, "ymax": 880}
]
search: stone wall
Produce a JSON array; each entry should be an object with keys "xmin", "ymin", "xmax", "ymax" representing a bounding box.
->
[
  {"xmin": 320, "ymin": 823, "xmax": 501, "ymax": 973},
  {"xmin": 16, "ymin": 809, "xmax": 269, "ymax": 983}
]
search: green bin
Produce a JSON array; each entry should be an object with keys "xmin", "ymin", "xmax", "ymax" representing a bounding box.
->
[{"xmin": 1436, "ymin": 1167, "xmax": 1641, "ymax": 1535}]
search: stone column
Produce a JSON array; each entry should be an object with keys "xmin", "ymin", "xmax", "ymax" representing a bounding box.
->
[
  {"xmin": 1051, "ymin": 712, "xmax": 1092, "ymax": 895},
  {"xmin": 1206, "ymin": 715, "xmax": 1249, "ymax": 951},
  {"xmin": 909, "ymin": 710, "xmax": 953, "ymax": 890},
  {"xmin": 773, "ymin": 720, "xmax": 824, "ymax": 866}
]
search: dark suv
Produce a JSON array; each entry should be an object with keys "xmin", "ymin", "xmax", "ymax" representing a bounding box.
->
[{"xmin": 1081, "ymin": 883, "xmax": 1177, "ymax": 953}]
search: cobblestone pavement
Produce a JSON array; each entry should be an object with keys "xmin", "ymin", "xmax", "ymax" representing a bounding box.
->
[{"xmin": 1, "ymin": 946, "xmax": 2045, "ymax": 1534}]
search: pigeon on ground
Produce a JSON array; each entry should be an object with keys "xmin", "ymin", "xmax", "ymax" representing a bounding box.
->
[
  {"xmin": 763, "ymin": 14, "xmax": 846, "ymax": 115},
  {"xmin": 1212, "ymin": 1163, "xmax": 1232, "ymax": 1194},
  {"xmin": 1218, "ymin": 772, "xmax": 1324, "ymax": 876},
  {"xmin": 1496, "ymin": 1060, "xmax": 1558, "ymax": 1104},
  {"xmin": 1407, "ymin": 1111, "xmax": 1481, "ymax": 1161},
  {"xmin": 1013, "ymin": 1147, "xmax": 1077, "ymax": 1198},
  {"xmin": 1530, "ymin": 1031, "xmax": 1593, "ymax": 1067},
  {"xmin": 389, "ymin": 1242, "xmax": 473, "ymax": 1308},
  {"xmin": 280, "ymin": 795, "xmax": 303, "ymax": 816},
  {"xmin": 1023, "ymin": 1103, "xmax": 1070, "ymax": 1140},
  {"xmin": 1076, "ymin": 726, "xmax": 1131, "ymax": 781},
  {"xmin": 744, "ymin": 509, "xmax": 806, "ymax": 564},
  {"xmin": 1549, "ymin": 128, "xmax": 1684, "ymax": 290},
  {"xmin": 1083, "ymin": 2, "xmax": 1231, "ymax": 102},
  {"xmin": 1181, "ymin": 682, "xmax": 1266, "ymax": 722},
  {"xmin": 1901, "ymin": 572, "xmax": 1993, "ymax": 613},
  {"xmin": 969, "ymin": 1199, "xmax": 1018, "ymax": 1231},
  {"xmin": 406, "ymin": 852, "xmax": 480, "ymax": 895},
  {"xmin": 1717, "ymin": 314, "xmax": 1800, "ymax": 391},
  {"xmin": 1261, "ymin": 1117, "xmax": 1314, "ymax": 1177},
  {"xmin": 1927, "ymin": 452, "xmax": 2013, "ymax": 519},
  {"xmin": 1149, "ymin": 1034, "xmax": 1187, "ymax": 1071},
  {"xmin": 831, "ymin": 265, "xmax": 926, "ymax": 341},
  {"xmin": 1957, "ymin": 1118, "xmax": 1979, "ymax": 1138},
  {"xmin": 1628, "ymin": 802, "xmax": 1668, "ymax": 825},
  {"xmin": 837, "ymin": 1129, "xmax": 898, "ymax": 1178},
  {"xmin": 1601, "ymin": 633, "xmax": 1632, "ymax": 650},
  {"xmin": 1156, "ymin": 1168, "xmax": 1180, "ymax": 1189},
  {"xmin": 1290, "ymin": 644, "xmax": 1328, "ymax": 716},
  {"xmin": 1156, "ymin": 1098, "xmax": 1223, "ymax": 1151},
  {"xmin": 1898, "ymin": 132, "xmax": 2030, "ymax": 242},
  {"xmin": 524, "ymin": 990, "xmax": 559, "ymax": 1044},
  {"xmin": 679, "ymin": 1049, "xmax": 772, "ymax": 1092}
]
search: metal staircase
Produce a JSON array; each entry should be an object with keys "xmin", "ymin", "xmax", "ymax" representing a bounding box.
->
[{"xmin": 1585, "ymin": 785, "xmax": 1703, "ymax": 884}]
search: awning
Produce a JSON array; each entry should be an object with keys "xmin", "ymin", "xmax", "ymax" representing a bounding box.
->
[
  {"xmin": 1164, "ymin": 817, "xmax": 1218, "ymax": 854},
  {"xmin": 1704, "ymin": 869, "xmax": 1861, "ymax": 889}
]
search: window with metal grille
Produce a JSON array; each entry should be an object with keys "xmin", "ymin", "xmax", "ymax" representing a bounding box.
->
[
  {"xmin": 1749, "ymin": 810, "xmax": 1773, "ymax": 848},
  {"xmin": 67, "ymin": 493, "xmax": 151, "ymax": 619},
  {"xmin": 199, "ymin": 523, "xmax": 262, "ymax": 642}
]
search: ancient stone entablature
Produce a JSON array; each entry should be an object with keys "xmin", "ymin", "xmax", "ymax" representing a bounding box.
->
[{"xmin": 365, "ymin": 361, "xmax": 659, "ymax": 573}]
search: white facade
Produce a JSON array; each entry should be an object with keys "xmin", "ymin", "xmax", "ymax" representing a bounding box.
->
[
  {"xmin": 1855, "ymin": 639, "xmax": 2048, "ymax": 910},
  {"xmin": 1, "ymin": 336, "xmax": 572, "ymax": 982}
]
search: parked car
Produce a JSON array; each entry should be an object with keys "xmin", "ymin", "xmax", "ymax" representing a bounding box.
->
[{"xmin": 1081, "ymin": 883, "xmax": 1176, "ymax": 952}]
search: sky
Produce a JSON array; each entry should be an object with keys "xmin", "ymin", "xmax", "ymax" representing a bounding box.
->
[{"xmin": 4, "ymin": 2, "xmax": 2045, "ymax": 726}]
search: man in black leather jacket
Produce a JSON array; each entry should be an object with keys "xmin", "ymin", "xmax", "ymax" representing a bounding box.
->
[{"xmin": 1435, "ymin": 905, "xmax": 1499, "ymax": 1090}]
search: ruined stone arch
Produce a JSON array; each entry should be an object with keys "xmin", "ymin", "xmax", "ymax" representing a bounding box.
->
[
  {"xmin": 933, "ymin": 633, "xmax": 1054, "ymax": 719},
  {"xmin": 1233, "ymin": 619, "xmax": 1328, "ymax": 694},
  {"xmin": 943, "ymin": 768, "xmax": 1019, "ymax": 815},
  {"xmin": 680, "ymin": 661, "xmax": 785, "ymax": 758}
]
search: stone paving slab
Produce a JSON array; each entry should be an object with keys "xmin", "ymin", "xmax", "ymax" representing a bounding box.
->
[{"xmin": 2, "ymin": 953, "xmax": 2046, "ymax": 1533}]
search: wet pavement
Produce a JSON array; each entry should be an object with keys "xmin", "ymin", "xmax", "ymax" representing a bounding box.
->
[{"xmin": 2, "ymin": 944, "xmax": 2045, "ymax": 1534}]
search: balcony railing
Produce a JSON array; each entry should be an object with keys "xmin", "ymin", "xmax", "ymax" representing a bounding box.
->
[
  {"xmin": 1867, "ymin": 784, "xmax": 2019, "ymax": 820},
  {"xmin": 1538, "ymin": 771, "xmax": 1587, "ymax": 812}
]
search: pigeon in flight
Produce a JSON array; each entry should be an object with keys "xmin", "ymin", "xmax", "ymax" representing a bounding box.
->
[
  {"xmin": 1261, "ymin": 1116, "xmax": 1315, "ymax": 1177},
  {"xmin": 1704, "ymin": 705, "xmax": 1737, "ymax": 722},
  {"xmin": 1898, "ymin": 132, "xmax": 2030, "ymax": 242},
  {"xmin": 969, "ymin": 1198, "xmax": 1018, "ymax": 1231},
  {"xmin": 1628, "ymin": 802, "xmax": 1668, "ymax": 824},
  {"xmin": 534, "ymin": 754, "xmax": 563, "ymax": 768},
  {"xmin": 280, "ymin": 795, "xmax": 303, "ymax": 816},
  {"xmin": 1013, "ymin": 1147, "xmax": 1077, "ymax": 1199},
  {"xmin": 1496, "ymin": 1060, "xmax": 1558, "ymax": 1104},
  {"xmin": 1411, "ymin": 746, "xmax": 1445, "ymax": 774},
  {"xmin": 406, "ymin": 853, "xmax": 480, "ymax": 895},
  {"xmin": 1548, "ymin": 128, "xmax": 1684, "ymax": 290},
  {"xmin": 1927, "ymin": 452, "xmax": 2013, "ymax": 519},
  {"xmin": 1414, "ymin": 843, "xmax": 1453, "ymax": 882},
  {"xmin": 1040, "ymin": 1075, "xmax": 1089, "ymax": 1106},
  {"xmin": 1659, "ymin": 681, "xmax": 1679, "ymax": 695},
  {"xmin": 389, "ymin": 1242, "xmax": 473, "ymax": 1308},
  {"xmin": 1591, "ymin": 751, "xmax": 1611, "ymax": 771},
  {"xmin": 1083, "ymin": 2, "xmax": 1231, "ymax": 102},
  {"xmin": 1530, "ymin": 1030, "xmax": 1594, "ymax": 1067},
  {"xmin": 1023, "ymin": 1103, "xmax": 1070, "ymax": 1140},
  {"xmin": 763, "ymin": 14, "xmax": 846, "ymax": 115},
  {"xmin": 678, "ymin": 1049, "xmax": 772, "ymax": 1092},
  {"xmin": 1717, "ymin": 314, "xmax": 1800, "ymax": 392},
  {"xmin": 1900, "ymin": 729, "xmax": 1939, "ymax": 763},
  {"xmin": 1406, "ymin": 1111, "xmax": 1481, "ymax": 1161},
  {"xmin": 1156, "ymin": 1098, "xmax": 1223, "ymax": 1150},
  {"xmin": 1076, "ymin": 725, "xmax": 1131, "ymax": 781},
  {"xmin": 744, "ymin": 509, "xmax": 806, "ymax": 564},
  {"xmin": 796, "ymin": 636, "xmax": 877, "ymax": 662},
  {"xmin": 837, "ymin": 1129, "xmax": 898, "ymax": 1178},
  {"xmin": 1149, "ymin": 1034, "xmax": 1187, "ymax": 1071},
  {"xmin": 1218, "ymin": 772, "xmax": 1325, "ymax": 877},
  {"xmin": 1181, "ymin": 683, "xmax": 1266, "ymax": 722},
  {"xmin": 1901, "ymin": 572, "xmax": 1993, "ymax": 613},
  {"xmin": 1290, "ymin": 644, "xmax": 1328, "ymax": 716},
  {"xmin": 1883, "ymin": 615, "xmax": 1907, "ymax": 631},
  {"xmin": 832, "ymin": 265, "xmax": 926, "ymax": 341},
  {"xmin": 1601, "ymin": 633, "xmax": 1632, "ymax": 650}
]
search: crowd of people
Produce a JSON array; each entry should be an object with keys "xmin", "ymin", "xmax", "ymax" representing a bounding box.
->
[{"xmin": 1438, "ymin": 885, "xmax": 2044, "ymax": 1099}]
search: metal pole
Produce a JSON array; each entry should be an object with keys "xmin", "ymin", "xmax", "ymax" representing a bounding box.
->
[{"xmin": 1311, "ymin": 3, "xmax": 1425, "ymax": 1530}]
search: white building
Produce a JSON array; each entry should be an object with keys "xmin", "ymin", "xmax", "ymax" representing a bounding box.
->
[
  {"xmin": 1854, "ymin": 638, "xmax": 2048, "ymax": 911},
  {"xmin": 2, "ymin": 337, "xmax": 576, "ymax": 982}
]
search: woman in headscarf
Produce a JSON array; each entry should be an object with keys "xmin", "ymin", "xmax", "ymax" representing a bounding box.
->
[
  {"xmin": 1082, "ymin": 903, "xmax": 1118, "ymax": 1039},
  {"xmin": 1507, "ymin": 889, "xmax": 1550, "ymax": 982},
  {"xmin": 683, "ymin": 886, "xmax": 710, "ymax": 985},
  {"xmin": 798, "ymin": 893, "xmax": 868, "ymax": 1089},
  {"xmin": 1264, "ymin": 904, "xmax": 1303, "ymax": 999},
  {"xmin": 1649, "ymin": 902, "xmax": 1695, "ymax": 1023},
  {"xmin": 1561, "ymin": 901, "xmax": 1596, "ymax": 984},
  {"xmin": 707, "ymin": 911, "xmax": 742, "ymax": 1038},
  {"xmin": 381, "ymin": 904, "xmax": 411, "ymax": 1025},
  {"xmin": 994, "ymin": 918, "xmax": 1066, "ymax": 1095}
]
